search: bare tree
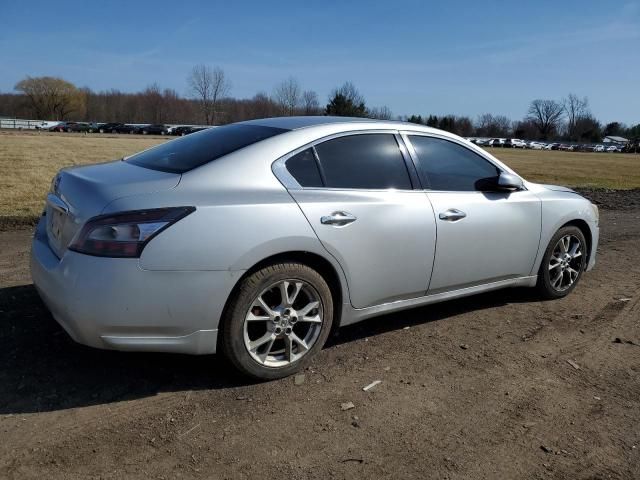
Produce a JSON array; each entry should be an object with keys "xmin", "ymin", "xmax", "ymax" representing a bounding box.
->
[
  {"xmin": 250, "ymin": 92, "xmax": 278, "ymax": 119},
  {"xmin": 512, "ymin": 119, "xmax": 539, "ymax": 140},
  {"xmin": 139, "ymin": 83, "xmax": 166, "ymax": 123},
  {"xmin": 187, "ymin": 65, "xmax": 230, "ymax": 125},
  {"xmin": 526, "ymin": 99, "xmax": 564, "ymax": 140},
  {"xmin": 301, "ymin": 90, "xmax": 319, "ymax": 115},
  {"xmin": 454, "ymin": 115, "xmax": 474, "ymax": 137},
  {"xmin": 563, "ymin": 94, "xmax": 589, "ymax": 140},
  {"xmin": 273, "ymin": 77, "xmax": 301, "ymax": 116},
  {"xmin": 368, "ymin": 105, "xmax": 393, "ymax": 120},
  {"xmin": 475, "ymin": 113, "xmax": 512, "ymax": 137}
]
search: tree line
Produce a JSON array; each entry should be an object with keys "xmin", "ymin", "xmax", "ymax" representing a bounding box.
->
[
  {"xmin": 407, "ymin": 95, "xmax": 639, "ymax": 143},
  {"xmin": 0, "ymin": 68, "xmax": 392, "ymax": 126},
  {"xmin": 1, "ymin": 67, "xmax": 638, "ymax": 142}
]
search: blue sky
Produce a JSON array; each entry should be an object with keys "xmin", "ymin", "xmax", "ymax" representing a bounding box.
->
[{"xmin": 1, "ymin": 1, "xmax": 639, "ymax": 124}]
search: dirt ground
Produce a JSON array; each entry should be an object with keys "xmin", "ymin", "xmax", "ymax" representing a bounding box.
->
[{"xmin": 0, "ymin": 193, "xmax": 639, "ymax": 479}]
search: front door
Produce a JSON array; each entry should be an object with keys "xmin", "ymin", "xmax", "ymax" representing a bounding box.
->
[
  {"xmin": 427, "ymin": 190, "xmax": 541, "ymax": 292},
  {"xmin": 404, "ymin": 133, "xmax": 541, "ymax": 293}
]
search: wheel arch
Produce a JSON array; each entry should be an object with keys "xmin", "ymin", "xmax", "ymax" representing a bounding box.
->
[
  {"xmin": 561, "ymin": 219, "xmax": 593, "ymax": 267},
  {"xmin": 218, "ymin": 250, "xmax": 347, "ymax": 350}
]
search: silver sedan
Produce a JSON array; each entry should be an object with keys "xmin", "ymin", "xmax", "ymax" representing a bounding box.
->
[{"xmin": 31, "ymin": 117, "xmax": 599, "ymax": 379}]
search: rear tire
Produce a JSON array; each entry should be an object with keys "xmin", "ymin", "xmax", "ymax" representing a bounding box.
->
[
  {"xmin": 221, "ymin": 263, "xmax": 334, "ymax": 380},
  {"xmin": 537, "ymin": 226, "xmax": 587, "ymax": 299}
]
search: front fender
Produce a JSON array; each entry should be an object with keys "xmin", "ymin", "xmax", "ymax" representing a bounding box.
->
[{"xmin": 529, "ymin": 190, "xmax": 599, "ymax": 275}]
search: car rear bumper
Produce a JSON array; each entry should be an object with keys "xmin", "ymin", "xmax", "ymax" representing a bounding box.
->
[{"xmin": 30, "ymin": 217, "xmax": 243, "ymax": 354}]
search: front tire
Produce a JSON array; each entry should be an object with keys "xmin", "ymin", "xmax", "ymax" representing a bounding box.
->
[
  {"xmin": 537, "ymin": 226, "xmax": 587, "ymax": 299},
  {"xmin": 221, "ymin": 263, "xmax": 334, "ymax": 380}
]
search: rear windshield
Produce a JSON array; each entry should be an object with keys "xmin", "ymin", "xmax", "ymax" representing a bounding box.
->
[{"xmin": 125, "ymin": 124, "xmax": 288, "ymax": 173}]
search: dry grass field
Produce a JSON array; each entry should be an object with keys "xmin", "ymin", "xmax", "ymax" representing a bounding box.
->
[
  {"xmin": 485, "ymin": 147, "xmax": 640, "ymax": 191},
  {"xmin": 0, "ymin": 131, "xmax": 166, "ymax": 218},
  {"xmin": 0, "ymin": 130, "xmax": 638, "ymax": 220}
]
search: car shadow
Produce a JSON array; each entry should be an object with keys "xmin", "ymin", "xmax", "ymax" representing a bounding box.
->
[{"xmin": 0, "ymin": 283, "xmax": 540, "ymax": 414}]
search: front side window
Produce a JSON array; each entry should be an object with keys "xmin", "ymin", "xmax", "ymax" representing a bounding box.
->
[
  {"xmin": 314, "ymin": 134, "xmax": 411, "ymax": 190},
  {"xmin": 409, "ymin": 136, "xmax": 500, "ymax": 191},
  {"xmin": 126, "ymin": 124, "xmax": 288, "ymax": 173}
]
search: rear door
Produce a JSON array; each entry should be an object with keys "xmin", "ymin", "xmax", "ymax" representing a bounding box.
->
[
  {"xmin": 405, "ymin": 133, "xmax": 541, "ymax": 293},
  {"xmin": 280, "ymin": 132, "xmax": 437, "ymax": 309}
]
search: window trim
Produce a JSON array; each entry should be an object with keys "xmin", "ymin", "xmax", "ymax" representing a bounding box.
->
[
  {"xmin": 273, "ymin": 130, "xmax": 419, "ymax": 192},
  {"xmin": 400, "ymin": 131, "xmax": 525, "ymax": 193}
]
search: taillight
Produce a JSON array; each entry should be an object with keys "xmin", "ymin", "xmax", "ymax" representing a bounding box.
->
[{"xmin": 69, "ymin": 207, "xmax": 195, "ymax": 258}]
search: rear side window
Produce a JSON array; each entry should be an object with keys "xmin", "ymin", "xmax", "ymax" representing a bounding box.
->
[
  {"xmin": 286, "ymin": 148, "xmax": 323, "ymax": 187},
  {"xmin": 126, "ymin": 124, "xmax": 288, "ymax": 173},
  {"xmin": 314, "ymin": 134, "xmax": 411, "ymax": 189},
  {"xmin": 409, "ymin": 136, "xmax": 500, "ymax": 191}
]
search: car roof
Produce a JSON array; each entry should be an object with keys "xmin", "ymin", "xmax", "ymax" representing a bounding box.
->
[
  {"xmin": 184, "ymin": 116, "xmax": 520, "ymax": 180},
  {"xmin": 239, "ymin": 115, "xmax": 440, "ymax": 133},
  {"xmin": 233, "ymin": 116, "xmax": 495, "ymax": 160}
]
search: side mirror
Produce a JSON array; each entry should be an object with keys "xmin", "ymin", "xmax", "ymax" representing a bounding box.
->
[{"xmin": 497, "ymin": 172, "xmax": 524, "ymax": 190}]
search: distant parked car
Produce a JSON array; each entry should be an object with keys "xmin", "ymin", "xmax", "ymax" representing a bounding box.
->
[
  {"xmin": 99, "ymin": 123, "xmax": 124, "ymax": 134},
  {"xmin": 505, "ymin": 139, "xmax": 526, "ymax": 149},
  {"xmin": 66, "ymin": 122, "xmax": 97, "ymax": 133},
  {"xmin": 172, "ymin": 126, "xmax": 196, "ymax": 136},
  {"xmin": 623, "ymin": 141, "xmax": 639, "ymax": 153},
  {"xmin": 135, "ymin": 124, "xmax": 168, "ymax": 135},
  {"xmin": 98, "ymin": 123, "xmax": 137, "ymax": 134},
  {"xmin": 49, "ymin": 122, "xmax": 68, "ymax": 132},
  {"xmin": 605, "ymin": 145, "xmax": 621, "ymax": 153},
  {"xmin": 488, "ymin": 138, "xmax": 504, "ymax": 147},
  {"xmin": 594, "ymin": 145, "xmax": 605, "ymax": 152},
  {"xmin": 35, "ymin": 121, "xmax": 61, "ymax": 131},
  {"xmin": 117, "ymin": 124, "xmax": 137, "ymax": 134},
  {"xmin": 527, "ymin": 141, "xmax": 544, "ymax": 150}
]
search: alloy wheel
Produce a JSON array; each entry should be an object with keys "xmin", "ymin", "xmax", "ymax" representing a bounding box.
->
[
  {"xmin": 548, "ymin": 234, "xmax": 583, "ymax": 291},
  {"xmin": 243, "ymin": 280, "xmax": 323, "ymax": 367}
]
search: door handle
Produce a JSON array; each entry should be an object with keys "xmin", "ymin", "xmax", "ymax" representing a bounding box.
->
[
  {"xmin": 320, "ymin": 211, "xmax": 357, "ymax": 227},
  {"xmin": 438, "ymin": 208, "xmax": 467, "ymax": 222}
]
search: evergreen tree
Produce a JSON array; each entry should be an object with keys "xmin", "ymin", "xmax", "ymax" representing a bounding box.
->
[
  {"xmin": 426, "ymin": 115, "xmax": 438, "ymax": 127},
  {"xmin": 325, "ymin": 93, "xmax": 367, "ymax": 117}
]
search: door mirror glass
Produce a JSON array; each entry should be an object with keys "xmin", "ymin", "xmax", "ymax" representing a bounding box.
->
[{"xmin": 497, "ymin": 172, "xmax": 524, "ymax": 190}]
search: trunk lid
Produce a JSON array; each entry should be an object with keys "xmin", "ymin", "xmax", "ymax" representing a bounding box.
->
[{"xmin": 45, "ymin": 160, "xmax": 180, "ymax": 257}]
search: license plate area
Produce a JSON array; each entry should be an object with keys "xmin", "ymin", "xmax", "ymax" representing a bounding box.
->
[
  {"xmin": 48, "ymin": 208, "xmax": 65, "ymax": 241},
  {"xmin": 46, "ymin": 204, "xmax": 68, "ymax": 255}
]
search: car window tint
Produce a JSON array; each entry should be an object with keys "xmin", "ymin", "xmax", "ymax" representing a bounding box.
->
[
  {"xmin": 286, "ymin": 148, "xmax": 323, "ymax": 187},
  {"xmin": 126, "ymin": 124, "xmax": 288, "ymax": 173},
  {"xmin": 409, "ymin": 136, "xmax": 500, "ymax": 191},
  {"xmin": 314, "ymin": 134, "xmax": 411, "ymax": 189}
]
